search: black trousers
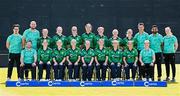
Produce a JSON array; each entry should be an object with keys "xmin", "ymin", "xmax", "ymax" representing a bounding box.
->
[
  {"xmin": 163, "ymin": 53, "xmax": 176, "ymax": 78},
  {"xmin": 124, "ymin": 63, "xmax": 136, "ymax": 79},
  {"xmin": 95, "ymin": 61, "xmax": 108, "ymax": 81},
  {"xmin": 20, "ymin": 64, "xmax": 36, "ymax": 80},
  {"xmin": 110, "ymin": 63, "xmax": 121, "ymax": 79},
  {"xmin": 7, "ymin": 53, "xmax": 21, "ymax": 79},
  {"xmin": 82, "ymin": 63, "xmax": 94, "ymax": 81},
  {"xmin": 142, "ymin": 64, "xmax": 154, "ymax": 79},
  {"xmin": 68, "ymin": 63, "xmax": 79, "ymax": 79},
  {"xmin": 154, "ymin": 53, "xmax": 162, "ymax": 78},
  {"xmin": 137, "ymin": 50, "xmax": 143, "ymax": 78},
  {"xmin": 38, "ymin": 63, "xmax": 51, "ymax": 80},
  {"xmin": 53, "ymin": 64, "xmax": 65, "ymax": 80}
]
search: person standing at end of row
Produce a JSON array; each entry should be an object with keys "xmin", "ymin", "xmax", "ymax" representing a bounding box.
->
[
  {"xmin": 6, "ymin": 24, "xmax": 22, "ymax": 81},
  {"xmin": 163, "ymin": 27, "xmax": 178, "ymax": 82}
]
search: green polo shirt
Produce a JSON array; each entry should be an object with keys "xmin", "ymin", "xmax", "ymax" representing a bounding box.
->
[
  {"xmin": 81, "ymin": 32, "xmax": 95, "ymax": 48},
  {"xmin": 37, "ymin": 47, "xmax": 53, "ymax": 63},
  {"xmin": 109, "ymin": 37, "xmax": 123, "ymax": 48},
  {"xmin": 94, "ymin": 35, "xmax": 109, "ymax": 48},
  {"xmin": 163, "ymin": 35, "xmax": 178, "ymax": 53},
  {"xmin": 37, "ymin": 36, "xmax": 52, "ymax": 49},
  {"xmin": 52, "ymin": 48, "xmax": 66, "ymax": 63},
  {"xmin": 81, "ymin": 48, "xmax": 95, "ymax": 64},
  {"xmin": 94, "ymin": 47, "xmax": 109, "ymax": 62},
  {"xmin": 7, "ymin": 34, "xmax": 22, "ymax": 53},
  {"xmin": 149, "ymin": 33, "xmax": 163, "ymax": 53},
  {"xmin": 122, "ymin": 37, "xmax": 137, "ymax": 49},
  {"xmin": 52, "ymin": 35, "xmax": 67, "ymax": 48},
  {"xmin": 108, "ymin": 49, "xmax": 123, "ymax": 63},
  {"xmin": 66, "ymin": 47, "xmax": 81, "ymax": 63},
  {"xmin": 123, "ymin": 48, "xmax": 138, "ymax": 63},
  {"xmin": 23, "ymin": 28, "xmax": 40, "ymax": 50},
  {"xmin": 67, "ymin": 35, "xmax": 82, "ymax": 48},
  {"xmin": 134, "ymin": 32, "xmax": 149, "ymax": 50},
  {"xmin": 140, "ymin": 48, "xmax": 155, "ymax": 64},
  {"xmin": 21, "ymin": 48, "xmax": 37, "ymax": 64}
]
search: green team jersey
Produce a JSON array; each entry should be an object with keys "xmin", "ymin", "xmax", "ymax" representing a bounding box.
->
[
  {"xmin": 37, "ymin": 36, "xmax": 52, "ymax": 49},
  {"xmin": 163, "ymin": 35, "xmax": 178, "ymax": 53},
  {"xmin": 140, "ymin": 48, "xmax": 155, "ymax": 64},
  {"xmin": 134, "ymin": 32, "xmax": 149, "ymax": 51},
  {"xmin": 149, "ymin": 33, "xmax": 163, "ymax": 53},
  {"xmin": 66, "ymin": 48, "xmax": 81, "ymax": 62},
  {"xmin": 95, "ymin": 47, "xmax": 109, "ymax": 62},
  {"xmin": 23, "ymin": 28, "xmax": 40, "ymax": 50},
  {"xmin": 52, "ymin": 34, "xmax": 67, "ymax": 48},
  {"xmin": 123, "ymin": 48, "xmax": 138, "ymax": 63},
  {"xmin": 81, "ymin": 32, "xmax": 95, "ymax": 48},
  {"xmin": 37, "ymin": 47, "xmax": 53, "ymax": 63},
  {"xmin": 52, "ymin": 48, "xmax": 66, "ymax": 63},
  {"xmin": 109, "ymin": 37, "xmax": 123, "ymax": 48},
  {"xmin": 108, "ymin": 49, "xmax": 123, "ymax": 63},
  {"xmin": 122, "ymin": 37, "xmax": 137, "ymax": 49},
  {"xmin": 94, "ymin": 35, "xmax": 109, "ymax": 48},
  {"xmin": 7, "ymin": 34, "xmax": 22, "ymax": 53},
  {"xmin": 81, "ymin": 48, "xmax": 95, "ymax": 63},
  {"xmin": 21, "ymin": 48, "xmax": 37, "ymax": 64},
  {"xmin": 67, "ymin": 35, "xmax": 82, "ymax": 48}
]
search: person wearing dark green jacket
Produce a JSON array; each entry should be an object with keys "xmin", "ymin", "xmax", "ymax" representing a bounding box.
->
[
  {"xmin": 37, "ymin": 29, "xmax": 52, "ymax": 49},
  {"xmin": 66, "ymin": 39, "xmax": 81, "ymax": 80},
  {"xmin": 123, "ymin": 41, "xmax": 138, "ymax": 80},
  {"xmin": 52, "ymin": 26, "xmax": 67, "ymax": 48},
  {"xmin": 81, "ymin": 23, "xmax": 96, "ymax": 48},
  {"xmin": 52, "ymin": 40, "xmax": 66, "ymax": 81},
  {"xmin": 67, "ymin": 26, "xmax": 82, "ymax": 48},
  {"xmin": 94, "ymin": 27, "xmax": 109, "ymax": 48},
  {"xmin": 109, "ymin": 29, "xmax": 123, "ymax": 49},
  {"xmin": 37, "ymin": 39, "xmax": 53, "ymax": 80},
  {"xmin": 81, "ymin": 40, "xmax": 95, "ymax": 81},
  {"xmin": 94, "ymin": 39, "xmax": 109, "ymax": 81},
  {"xmin": 122, "ymin": 29, "xmax": 137, "ymax": 49},
  {"xmin": 109, "ymin": 40, "xmax": 123, "ymax": 80}
]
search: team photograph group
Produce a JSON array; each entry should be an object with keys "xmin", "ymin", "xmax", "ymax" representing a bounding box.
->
[{"xmin": 6, "ymin": 21, "xmax": 178, "ymax": 82}]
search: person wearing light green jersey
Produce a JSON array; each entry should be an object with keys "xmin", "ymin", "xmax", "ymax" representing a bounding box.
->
[
  {"xmin": 122, "ymin": 29, "xmax": 137, "ymax": 49},
  {"xmin": 81, "ymin": 40, "xmax": 95, "ymax": 81},
  {"xmin": 140, "ymin": 40, "xmax": 155, "ymax": 81},
  {"xmin": 81, "ymin": 23, "xmax": 96, "ymax": 48},
  {"xmin": 149, "ymin": 25, "xmax": 163, "ymax": 81},
  {"xmin": 123, "ymin": 41, "xmax": 138, "ymax": 80},
  {"xmin": 37, "ymin": 28, "xmax": 52, "ymax": 49},
  {"xmin": 67, "ymin": 26, "xmax": 82, "ymax": 48},
  {"xmin": 94, "ymin": 39, "xmax": 109, "ymax": 81},
  {"xmin": 94, "ymin": 27, "xmax": 109, "ymax": 48},
  {"xmin": 109, "ymin": 29, "xmax": 123, "ymax": 49},
  {"xmin": 52, "ymin": 40, "xmax": 66, "ymax": 81},
  {"xmin": 134, "ymin": 23, "xmax": 149, "ymax": 80},
  {"xmin": 52, "ymin": 26, "xmax": 67, "ymax": 48},
  {"xmin": 6, "ymin": 24, "xmax": 22, "ymax": 81},
  {"xmin": 37, "ymin": 39, "xmax": 53, "ymax": 80},
  {"xmin": 163, "ymin": 27, "xmax": 178, "ymax": 82},
  {"xmin": 109, "ymin": 40, "xmax": 123, "ymax": 80},
  {"xmin": 66, "ymin": 39, "xmax": 81, "ymax": 80},
  {"xmin": 20, "ymin": 40, "xmax": 37, "ymax": 80},
  {"xmin": 22, "ymin": 21, "xmax": 40, "ymax": 50}
]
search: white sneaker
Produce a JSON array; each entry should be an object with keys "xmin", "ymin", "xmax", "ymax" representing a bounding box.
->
[
  {"xmin": 149, "ymin": 78, "xmax": 152, "ymax": 81},
  {"xmin": 7, "ymin": 78, "xmax": 11, "ymax": 81},
  {"xmin": 142, "ymin": 78, "xmax": 147, "ymax": 81}
]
